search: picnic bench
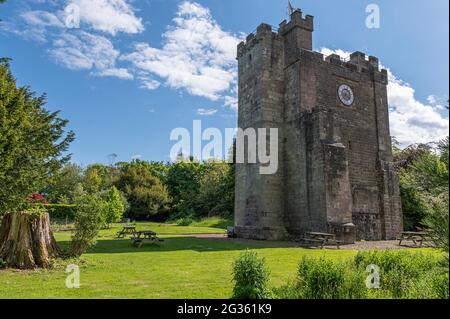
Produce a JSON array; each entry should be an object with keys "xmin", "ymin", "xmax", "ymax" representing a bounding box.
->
[
  {"xmin": 301, "ymin": 232, "xmax": 343, "ymax": 249},
  {"xmin": 116, "ymin": 225, "xmax": 136, "ymax": 238},
  {"xmin": 131, "ymin": 230, "xmax": 164, "ymax": 248},
  {"xmin": 398, "ymin": 231, "xmax": 430, "ymax": 247}
]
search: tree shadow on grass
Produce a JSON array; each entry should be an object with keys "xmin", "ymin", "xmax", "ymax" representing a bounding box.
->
[{"xmin": 56, "ymin": 236, "xmax": 300, "ymax": 254}]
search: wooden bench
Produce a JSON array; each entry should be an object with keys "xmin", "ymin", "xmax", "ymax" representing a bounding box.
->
[
  {"xmin": 398, "ymin": 231, "xmax": 430, "ymax": 247},
  {"xmin": 116, "ymin": 225, "xmax": 136, "ymax": 238},
  {"xmin": 302, "ymin": 238, "xmax": 327, "ymax": 249},
  {"xmin": 301, "ymin": 232, "xmax": 343, "ymax": 249},
  {"xmin": 131, "ymin": 237, "xmax": 164, "ymax": 248},
  {"xmin": 131, "ymin": 231, "xmax": 164, "ymax": 248}
]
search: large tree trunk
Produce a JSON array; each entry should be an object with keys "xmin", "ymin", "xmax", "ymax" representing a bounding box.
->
[{"xmin": 0, "ymin": 212, "xmax": 62, "ymax": 269}]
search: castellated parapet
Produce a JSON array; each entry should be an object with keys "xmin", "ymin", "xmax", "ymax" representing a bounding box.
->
[{"xmin": 234, "ymin": 9, "xmax": 403, "ymax": 242}]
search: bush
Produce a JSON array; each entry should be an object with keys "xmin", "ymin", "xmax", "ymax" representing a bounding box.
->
[
  {"xmin": 69, "ymin": 194, "xmax": 107, "ymax": 257},
  {"xmin": 232, "ymin": 251, "xmax": 271, "ymax": 299},
  {"xmin": 291, "ymin": 257, "xmax": 367, "ymax": 299},
  {"xmin": 176, "ymin": 216, "xmax": 194, "ymax": 226},
  {"xmin": 355, "ymin": 250, "xmax": 440, "ymax": 298},
  {"xmin": 406, "ymin": 269, "xmax": 449, "ymax": 299},
  {"xmin": 44, "ymin": 204, "xmax": 77, "ymax": 221}
]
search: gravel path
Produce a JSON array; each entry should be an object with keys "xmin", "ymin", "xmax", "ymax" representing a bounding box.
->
[{"xmin": 185, "ymin": 234, "xmax": 432, "ymax": 250}]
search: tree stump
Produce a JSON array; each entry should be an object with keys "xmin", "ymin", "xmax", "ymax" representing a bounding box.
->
[{"xmin": 0, "ymin": 211, "xmax": 62, "ymax": 269}]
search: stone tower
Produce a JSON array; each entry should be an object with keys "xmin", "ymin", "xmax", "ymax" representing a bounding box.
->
[{"xmin": 234, "ymin": 9, "xmax": 403, "ymax": 242}]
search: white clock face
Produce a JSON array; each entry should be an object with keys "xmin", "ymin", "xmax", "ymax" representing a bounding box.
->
[{"xmin": 338, "ymin": 84, "xmax": 354, "ymax": 106}]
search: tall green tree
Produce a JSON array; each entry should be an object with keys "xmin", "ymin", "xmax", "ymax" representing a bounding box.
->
[
  {"xmin": 41, "ymin": 163, "xmax": 83, "ymax": 204},
  {"xmin": 165, "ymin": 159, "xmax": 202, "ymax": 216},
  {"xmin": 196, "ymin": 160, "xmax": 234, "ymax": 217},
  {"xmin": 0, "ymin": 60, "xmax": 74, "ymax": 214},
  {"xmin": 105, "ymin": 186, "xmax": 125, "ymax": 226},
  {"xmin": 83, "ymin": 163, "xmax": 117, "ymax": 193},
  {"xmin": 399, "ymin": 137, "xmax": 449, "ymax": 264},
  {"xmin": 0, "ymin": 60, "xmax": 74, "ymax": 268},
  {"xmin": 116, "ymin": 161, "xmax": 171, "ymax": 218}
]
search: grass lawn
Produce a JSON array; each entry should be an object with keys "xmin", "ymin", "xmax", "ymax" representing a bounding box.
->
[{"xmin": 0, "ymin": 220, "xmax": 435, "ymax": 299}]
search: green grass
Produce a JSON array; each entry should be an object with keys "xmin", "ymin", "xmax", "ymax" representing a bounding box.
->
[
  {"xmin": 188, "ymin": 216, "xmax": 233, "ymax": 229},
  {"xmin": 0, "ymin": 221, "xmax": 436, "ymax": 299}
]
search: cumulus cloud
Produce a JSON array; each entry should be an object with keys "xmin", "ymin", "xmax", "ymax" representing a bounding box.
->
[
  {"xmin": 49, "ymin": 31, "xmax": 133, "ymax": 79},
  {"xmin": 20, "ymin": 10, "xmax": 64, "ymax": 28},
  {"xmin": 66, "ymin": 0, "xmax": 144, "ymax": 35},
  {"xmin": 122, "ymin": 1, "xmax": 242, "ymax": 102},
  {"xmin": 197, "ymin": 108, "xmax": 218, "ymax": 116},
  {"xmin": 319, "ymin": 48, "xmax": 449, "ymax": 147},
  {"xmin": 4, "ymin": 1, "xmax": 140, "ymax": 80}
]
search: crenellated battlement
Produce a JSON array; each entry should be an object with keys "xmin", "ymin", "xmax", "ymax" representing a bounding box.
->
[
  {"xmin": 279, "ymin": 9, "xmax": 314, "ymax": 35},
  {"xmin": 300, "ymin": 49, "xmax": 388, "ymax": 81},
  {"xmin": 237, "ymin": 23, "xmax": 280, "ymax": 58}
]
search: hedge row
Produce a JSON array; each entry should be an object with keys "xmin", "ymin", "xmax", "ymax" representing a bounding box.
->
[{"xmin": 43, "ymin": 204, "xmax": 77, "ymax": 220}]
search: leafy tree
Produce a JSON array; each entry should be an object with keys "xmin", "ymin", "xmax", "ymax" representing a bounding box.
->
[
  {"xmin": 105, "ymin": 186, "xmax": 125, "ymax": 227},
  {"xmin": 116, "ymin": 161, "xmax": 171, "ymax": 218},
  {"xmin": 399, "ymin": 137, "xmax": 449, "ymax": 265},
  {"xmin": 0, "ymin": 60, "xmax": 73, "ymax": 268},
  {"xmin": 196, "ymin": 160, "xmax": 234, "ymax": 217},
  {"xmin": 83, "ymin": 164, "xmax": 117, "ymax": 193},
  {"xmin": 0, "ymin": 60, "xmax": 74, "ymax": 214},
  {"xmin": 165, "ymin": 159, "xmax": 202, "ymax": 216},
  {"xmin": 395, "ymin": 141, "xmax": 445, "ymax": 230},
  {"xmin": 69, "ymin": 194, "xmax": 107, "ymax": 257},
  {"xmin": 41, "ymin": 163, "xmax": 83, "ymax": 204}
]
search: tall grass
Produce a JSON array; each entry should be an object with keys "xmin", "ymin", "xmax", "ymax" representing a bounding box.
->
[{"xmin": 272, "ymin": 250, "xmax": 447, "ymax": 299}]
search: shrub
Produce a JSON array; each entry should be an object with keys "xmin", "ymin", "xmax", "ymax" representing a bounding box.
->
[
  {"xmin": 69, "ymin": 194, "xmax": 107, "ymax": 257},
  {"xmin": 355, "ymin": 250, "xmax": 440, "ymax": 298},
  {"xmin": 176, "ymin": 215, "xmax": 194, "ymax": 226},
  {"xmin": 406, "ymin": 269, "xmax": 449, "ymax": 299},
  {"xmin": 292, "ymin": 257, "xmax": 367, "ymax": 299},
  {"xmin": 232, "ymin": 251, "xmax": 271, "ymax": 299}
]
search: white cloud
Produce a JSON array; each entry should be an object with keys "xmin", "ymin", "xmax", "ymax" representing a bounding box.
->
[
  {"xmin": 94, "ymin": 67, "xmax": 133, "ymax": 80},
  {"xmin": 131, "ymin": 154, "xmax": 142, "ymax": 160},
  {"xmin": 50, "ymin": 31, "xmax": 118, "ymax": 70},
  {"xmin": 138, "ymin": 76, "xmax": 161, "ymax": 90},
  {"xmin": 49, "ymin": 31, "xmax": 131, "ymax": 80},
  {"xmin": 66, "ymin": 0, "xmax": 144, "ymax": 35},
  {"xmin": 20, "ymin": 10, "xmax": 64, "ymax": 28},
  {"xmin": 122, "ymin": 1, "xmax": 242, "ymax": 101},
  {"xmin": 318, "ymin": 48, "xmax": 449, "ymax": 148},
  {"xmin": 197, "ymin": 108, "xmax": 218, "ymax": 116}
]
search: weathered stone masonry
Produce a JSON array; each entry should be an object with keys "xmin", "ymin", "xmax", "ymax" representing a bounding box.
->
[{"xmin": 234, "ymin": 9, "xmax": 403, "ymax": 242}]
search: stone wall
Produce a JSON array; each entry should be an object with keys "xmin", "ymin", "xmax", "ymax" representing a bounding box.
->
[{"xmin": 235, "ymin": 9, "xmax": 403, "ymax": 242}]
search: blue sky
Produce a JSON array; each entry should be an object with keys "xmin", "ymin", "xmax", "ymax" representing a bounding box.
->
[{"xmin": 0, "ymin": 0, "xmax": 448, "ymax": 166}]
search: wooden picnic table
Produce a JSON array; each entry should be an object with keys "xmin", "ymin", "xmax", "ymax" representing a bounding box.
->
[
  {"xmin": 131, "ymin": 230, "xmax": 164, "ymax": 247},
  {"xmin": 302, "ymin": 232, "xmax": 342, "ymax": 249},
  {"xmin": 116, "ymin": 225, "xmax": 137, "ymax": 238},
  {"xmin": 398, "ymin": 231, "xmax": 430, "ymax": 247}
]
